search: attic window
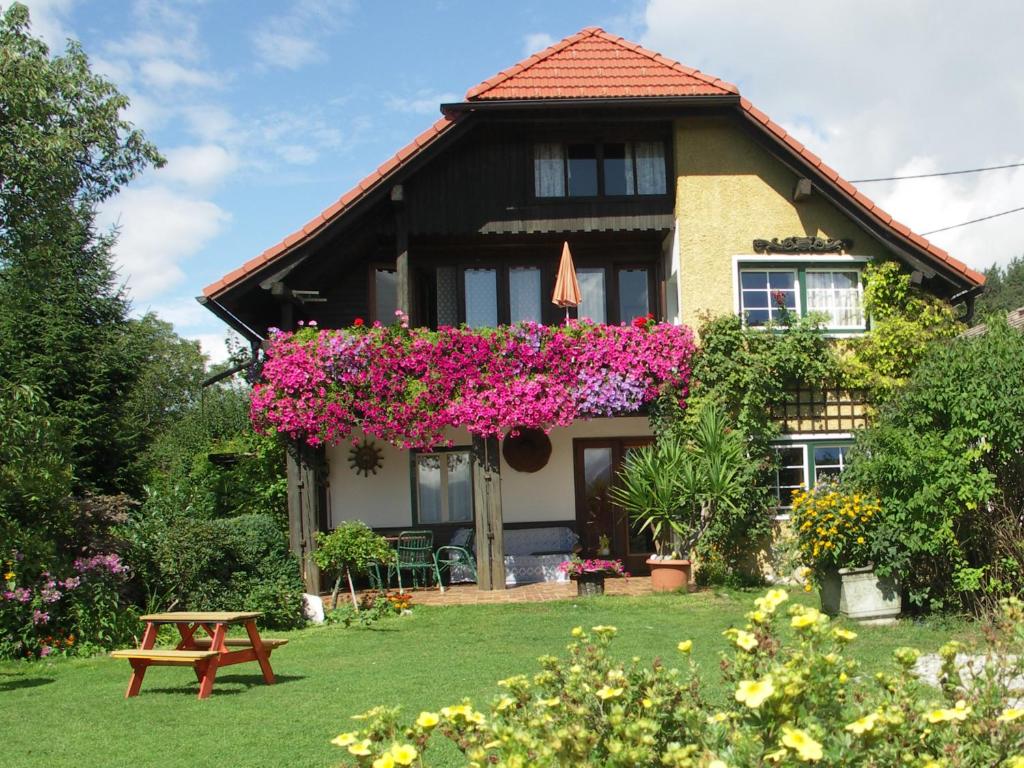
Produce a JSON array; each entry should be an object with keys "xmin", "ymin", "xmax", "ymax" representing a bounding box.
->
[{"xmin": 534, "ymin": 141, "xmax": 666, "ymax": 198}]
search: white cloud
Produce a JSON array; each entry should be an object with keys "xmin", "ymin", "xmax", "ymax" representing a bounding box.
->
[
  {"xmin": 159, "ymin": 144, "xmax": 238, "ymax": 187},
  {"xmin": 386, "ymin": 91, "xmax": 460, "ymax": 115},
  {"xmin": 140, "ymin": 58, "xmax": 220, "ymax": 90},
  {"xmin": 522, "ymin": 32, "xmax": 555, "ymax": 56},
  {"xmin": 188, "ymin": 333, "xmax": 233, "ymax": 366},
  {"xmin": 275, "ymin": 144, "xmax": 318, "ymax": 165},
  {"xmin": 252, "ymin": 30, "xmax": 322, "ymax": 70},
  {"xmin": 640, "ymin": 0, "xmax": 1024, "ymax": 270},
  {"xmin": 249, "ymin": 0, "xmax": 355, "ymax": 71},
  {"xmin": 182, "ymin": 104, "xmax": 237, "ymax": 143},
  {"xmin": 98, "ymin": 186, "xmax": 231, "ymax": 301}
]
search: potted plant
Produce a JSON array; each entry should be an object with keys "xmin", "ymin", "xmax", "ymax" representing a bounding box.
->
[
  {"xmin": 612, "ymin": 404, "xmax": 745, "ymax": 592},
  {"xmin": 558, "ymin": 557, "xmax": 627, "ymax": 596},
  {"xmin": 790, "ymin": 486, "xmax": 900, "ymax": 623},
  {"xmin": 312, "ymin": 521, "xmax": 395, "ymax": 611}
]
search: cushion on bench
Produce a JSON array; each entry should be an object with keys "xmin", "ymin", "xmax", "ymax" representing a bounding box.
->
[{"xmin": 447, "ymin": 526, "xmax": 578, "ymax": 585}]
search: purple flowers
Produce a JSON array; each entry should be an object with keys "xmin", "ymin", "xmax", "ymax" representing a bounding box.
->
[
  {"xmin": 73, "ymin": 553, "xmax": 128, "ymax": 576},
  {"xmin": 559, "ymin": 558, "xmax": 628, "ymax": 578},
  {"xmin": 32, "ymin": 609, "xmax": 49, "ymax": 625},
  {"xmin": 252, "ymin": 320, "xmax": 696, "ymax": 450}
]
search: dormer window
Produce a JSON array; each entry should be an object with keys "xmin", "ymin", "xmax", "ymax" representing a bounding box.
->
[{"xmin": 534, "ymin": 140, "xmax": 667, "ymax": 198}]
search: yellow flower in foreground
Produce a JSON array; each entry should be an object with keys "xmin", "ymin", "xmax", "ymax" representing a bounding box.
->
[
  {"xmin": 330, "ymin": 732, "xmax": 358, "ymax": 747},
  {"xmin": 592, "ymin": 625, "xmax": 618, "ymax": 636},
  {"xmin": 781, "ymin": 726, "xmax": 824, "ymax": 762},
  {"xmin": 764, "ymin": 747, "xmax": 789, "ymax": 763},
  {"xmin": 347, "ymin": 739, "xmax": 373, "ymax": 757},
  {"xmin": 496, "ymin": 696, "xmax": 515, "ymax": 711},
  {"xmin": 416, "ymin": 711, "xmax": 439, "ymax": 729},
  {"xmin": 677, "ymin": 639, "xmax": 693, "ymax": 653},
  {"xmin": 571, "ymin": 626, "xmax": 584, "ymax": 637},
  {"xmin": 926, "ymin": 699, "xmax": 972, "ymax": 723},
  {"xmin": 832, "ymin": 628, "xmax": 857, "ymax": 642},
  {"xmin": 790, "ymin": 607, "xmax": 824, "ymax": 629},
  {"xmin": 734, "ymin": 676, "xmax": 775, "ymax": 709},
  {"xmin": 541, "ymin": 697, "xmax": 560, "ymax": 707},
  {"xmin": 373, "ymin": 753, "xmax": 395, "ymax": 768},
  {"xmin": 998, "ymin": 708, "xmax": 1024, "ymax": 723},
  {"xmin": 390, "ymin": 744, "xmax": 418, "ymax": 766},
  {"xmin": 734, "ymin": 630, "xmax": 758, "ymax": 652},
  {"xmin": 3, "ymin": 571, "xmax": 14, "ymax": 581},
  {"xmin": 709, "ymin": 760, "xmax": 729, "ymax": 768},
  {"xmin": 1005, "ymin": 757, "xmax": 1024, "ymax": 768},
  {"xmin": 845, "ymin": 712, "xmax": 881, "ymax": 735},
  {"xmin": 596, "ymin": 685, "xmax": 624, "ymax": 700}
]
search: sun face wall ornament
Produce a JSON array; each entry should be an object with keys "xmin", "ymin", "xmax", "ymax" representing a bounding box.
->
[{"xmin": 348, "ymin": 439, "xmax": 383, "ymax": 477}]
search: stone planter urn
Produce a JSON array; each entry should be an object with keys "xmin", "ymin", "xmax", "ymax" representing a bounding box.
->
[
  {"xmin": 646, "ymin": 558, "xmax": 692, "ymax": 593},
  {"xmin": 575, "ymin": 572, "xmax": 606, "ymax": 596},
  {"xmin": 820, "ymin": 565, "xmax": 901, "ymax": 624}
]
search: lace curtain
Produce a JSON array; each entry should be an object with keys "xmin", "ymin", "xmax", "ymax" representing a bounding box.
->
[
  {"xmin": 806, "ymin": 271, "xmax": 864, "ymax": 327},
  {"xmin": 534, "ymin": 143, "xmax": 565, "ymax": 197},
  {"xmin": 509, "ymin": 267, "xmax": 542, "ymax": 323},
  {"xmin": 635, "ymin": 141, "xmax": 666, "ymax": 195},
  {"xmin": 577, "ymin": 268, "xmax": 607, "ymax": 324}
]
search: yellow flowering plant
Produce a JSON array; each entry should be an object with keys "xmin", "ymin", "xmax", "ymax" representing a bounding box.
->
[
  {"xmin": 330, "ymin": 593, "xmax": 1024, "ymax": 767},
  {"xmin": 790, "ymin": 485, "xmax": 881, "ymax": 582}
]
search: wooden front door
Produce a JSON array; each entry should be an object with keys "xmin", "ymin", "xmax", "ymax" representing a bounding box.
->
[{"xmin": 573, "ymin": 437, "xmax": 654, "ymax": 575}]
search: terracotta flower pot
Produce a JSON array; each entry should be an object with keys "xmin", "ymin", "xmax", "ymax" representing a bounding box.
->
[{"xmin": 646, "ymin": 558, "xmax": 692, "ymax": 592}]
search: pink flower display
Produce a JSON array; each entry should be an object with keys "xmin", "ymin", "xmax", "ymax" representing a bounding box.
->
[{"xmin": 251, "ymin": 320, "xmax": 696, "ymax": 449}]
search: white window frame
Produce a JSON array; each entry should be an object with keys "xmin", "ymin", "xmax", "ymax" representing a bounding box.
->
[
  {"xmin": 804, "ymin": 268, "xmax": 866, "ymax": 331},
  {"xmin": 812, "ymin": 443, "xmax": 850, "ymax": 484},
  {"xmin": 738, "ymin": 268, "xmax": 801, "ymax": 326},
  {"xmin": 771, "ymin": 434, "xmax": 854, "ymax": 520},
  {"xmin": 772, "ymin": 443, "xmax": 808, "ymax": 520},
  {"xmin": 731, "ymin": 255, "xmax": 871, "ymax": 337},
  {"xmin": 413, "ymin": 450, "xmax": 475, "ymax": 525}
]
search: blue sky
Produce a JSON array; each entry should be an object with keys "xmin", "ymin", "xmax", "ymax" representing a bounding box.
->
[{"xmin": 15, "ymin": 0, "xmax": 1024, "ymax": 362}]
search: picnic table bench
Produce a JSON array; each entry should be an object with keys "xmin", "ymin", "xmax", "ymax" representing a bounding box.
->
[{"xmin": 110, "ymin": 611, "xmax": 287, "ymax": 699}]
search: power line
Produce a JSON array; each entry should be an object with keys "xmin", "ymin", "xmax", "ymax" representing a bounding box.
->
[
  {"xmin": 921, "ymin": 205, "xmax": 1024, "ymax": 236},
  {"xmin": 851, "ymin": 161, "xmax": 1024, "ymax": 183}
]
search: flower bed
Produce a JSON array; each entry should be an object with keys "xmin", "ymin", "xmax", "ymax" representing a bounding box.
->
[
  {"xmin": 329, "ymin": 590, "xmax": 1024, "ymax": 767},
  {"xmin": 251, "ymin": 318, "xmax": 696, "ymax": 449},
  {"xmin": 558, "ymin": 557, "xmax": 628, "ymax": 579}
]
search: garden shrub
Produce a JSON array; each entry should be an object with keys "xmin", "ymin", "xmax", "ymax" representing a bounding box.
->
[
  {"xmin": 790, "ymin": 487, "xmax": 882, "ymax": 586},
  {"xmin": 331, "ymin": 590, "xmax": 1024, "ymax": 767},
  {"xmin": 843, "ymin": 315, "xmax": 1024, "ymax": 610}
]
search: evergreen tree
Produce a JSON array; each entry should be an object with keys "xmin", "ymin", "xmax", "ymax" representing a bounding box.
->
[
  {"xmin": 0, "ymin": 3, "xmax": 163, "ymax": 493},
  {"xmin": 976, "ymin": 255, "xmax": 1024, "ymax": 320}
]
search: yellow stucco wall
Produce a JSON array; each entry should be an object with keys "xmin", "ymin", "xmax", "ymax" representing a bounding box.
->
[{"xmin": 674, "ymin": 115, "xmax": 894, "ymax": 330}]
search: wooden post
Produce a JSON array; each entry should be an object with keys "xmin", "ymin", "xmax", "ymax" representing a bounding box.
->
[
  {"xmin": 286, "ymin": 442, "xmax": 324, "ymax": 594},
  {"xmin": 472, "ymin": 436, "xmax": 505, "ymax": 591}
]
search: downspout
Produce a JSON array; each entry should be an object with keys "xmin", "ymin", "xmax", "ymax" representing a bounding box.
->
[{"xmin": 950, "ymin": 284, "xmax": 986, "ymax": 325}]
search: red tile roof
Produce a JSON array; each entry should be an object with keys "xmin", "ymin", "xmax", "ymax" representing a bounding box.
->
[
  {"xmin": 465, "ymin": 27, "xmax": 737, "ymax": 100},
  {"xmin": 203, "ymin": 27, "xmax": 983, "ymax": 299}
]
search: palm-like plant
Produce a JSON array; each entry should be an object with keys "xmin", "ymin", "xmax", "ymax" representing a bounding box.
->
[{"xmin": 612, "ymin": 404, "xmax": 746, "ymax": 558}]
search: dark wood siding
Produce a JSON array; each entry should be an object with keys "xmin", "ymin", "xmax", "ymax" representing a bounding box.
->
[{"xmin": 406, "ymin": 122, "xmax": 675, "ymax": 236}]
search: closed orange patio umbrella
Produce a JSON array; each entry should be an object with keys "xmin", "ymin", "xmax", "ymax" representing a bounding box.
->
[{"xmin": 551, "ymin": 241, "xmax": 582, "ymax": 320}]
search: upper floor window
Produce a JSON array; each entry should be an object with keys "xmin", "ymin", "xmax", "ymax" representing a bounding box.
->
[
  {"xmin": 373, "ymin": 267, "xmax": 399, "ymax": 324},
  {"xmin": 738, "ymin": 262, "xmax": 866, "ymax": 332},
  {"xmin": 534, "ymin": 141, "xmax": 667, "ymax": 198}
]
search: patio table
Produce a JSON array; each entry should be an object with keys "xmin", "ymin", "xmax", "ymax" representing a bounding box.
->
[{"xmin": 110, "ymin": 611, "xmax": 285, "ymax": 699}]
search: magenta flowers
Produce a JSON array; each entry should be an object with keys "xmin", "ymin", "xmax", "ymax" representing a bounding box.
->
[{"xmin": 251, "ymin": 320, "xmax": 696, "ymax": 450}]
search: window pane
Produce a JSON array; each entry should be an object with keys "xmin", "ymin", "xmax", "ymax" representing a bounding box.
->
[
  {"xmin": 509, "ymin": 267, "xmax": 542, "ymax": 324},
  {"xmin": 374, "ymin": 269, "xmax": 399, "ymax": 324},
  {"xmin": 603, "ymin": 142, "xmax": 634, "ymax": 196},
  {"xmin": 806, "ymin": 270, "xmax": 864, "ymax": 328},
  {"xmin": 742, "ymin": 289, "xmax": 769, "ymax": 309},
  {"xmin": 617, "ymin": 268, "xmax": 649, "ymax": 323},
  {"xmin": 436, "ymin": 267, "xmax": 458, "ymax": 327},
  {"xmin": 740, "ymin": 270, "xmax": 797, "ymax": 325},
  {"xmin": 446, "ymin": 452, "xmax": 473, "ymax": 523},
  {"xmin": 464, "ymin": 269, "xmax": 498, "ymax": 328},
  {"xmin": 534, "ymin": 143, "xmax": 565, "ymax": 197},
  {"xmin": 741, "ymin": 271, "xmax": 768, "ymax": 290},
  {"xmin": 416, "ymin": 455, "xmax": 442, "ymax": 523},
  {"xmin": 635, "ymin": 141, "xmax": 666, "ymax": 195},
  {"xmin": 813, "ymin": 445, "xmax": 848, "ymax": 484},
  {"xmin": 767, "ymin": 271, "xmax": 796, "ymax": 290},
  {"xmin": 576, "ymin": 268, "xmax": 607, "ymax": 324},
  {"xmin": 773, "ymin": 446, "xmax": 806, "ymax": 511},
  {"xmin": 567, "ymin": 144, "xmax": 598, "ymax": 196}
]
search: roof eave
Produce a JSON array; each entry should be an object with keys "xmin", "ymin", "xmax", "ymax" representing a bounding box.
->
[{"xmin": 443, "ymin": 94, "xmax": 741, "ymax": 113}]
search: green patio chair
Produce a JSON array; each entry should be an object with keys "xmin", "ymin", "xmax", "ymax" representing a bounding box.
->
[
  {"xmin": 434, "ymin": 544, "xmax": 478, "ymax": 592},
  {"xmin": 388, "ymin": 530, "xmax": 441, "ymax": 590}
]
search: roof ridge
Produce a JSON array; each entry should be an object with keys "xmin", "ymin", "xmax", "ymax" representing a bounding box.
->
[
  {"xmin": 465, "ymin": 27, "xmax": 602, "ymax": 100},
  {"xmin": 589, "ymin": 29, "xmax": 739, "ymax": 95}
]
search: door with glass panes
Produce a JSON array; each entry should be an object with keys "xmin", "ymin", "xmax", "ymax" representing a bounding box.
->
[{"xmin": 573, "ymin": 437, "xmax": 654, "ymax": 574}]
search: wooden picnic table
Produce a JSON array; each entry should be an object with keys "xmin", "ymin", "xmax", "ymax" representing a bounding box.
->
[{"xmin": 110, "ymin": 611, "xmax": 286, "ymax": 699}]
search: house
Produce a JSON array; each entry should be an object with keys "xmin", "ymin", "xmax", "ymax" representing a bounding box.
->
[{"xmin": 198, "ymin": 27, "xmax": 985, "ymax": 592}]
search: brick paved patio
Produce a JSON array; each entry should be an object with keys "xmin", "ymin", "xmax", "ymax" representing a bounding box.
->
[{"xmin": 342, "ymin": 576, "xmax": 656, "ymax": 607}]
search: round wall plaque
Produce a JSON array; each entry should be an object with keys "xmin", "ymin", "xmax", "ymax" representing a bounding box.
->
[
  {"xmin": 348, "ymin": 439, "xmax": 383, "ymax": 477},
  {"xmin": 502, "ymin": 428, "xmax": 552, "ymax": 473}
]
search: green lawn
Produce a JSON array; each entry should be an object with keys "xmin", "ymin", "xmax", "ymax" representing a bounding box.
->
[{"xmin": 0, "ymin": 589, "xmax": 973, "ymax": 768}]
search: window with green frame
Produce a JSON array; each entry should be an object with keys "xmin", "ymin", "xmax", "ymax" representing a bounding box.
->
[
  {"xmin": 412, "ymin": 449, "xmax": 474, "ymax": 525},
  {"xmin": 738, "ymin": 263, "xmax": 866, "ymax": 332},
  {"xmin": 771, "ymin": 441, "xmax": 853, "ymax": 517}
]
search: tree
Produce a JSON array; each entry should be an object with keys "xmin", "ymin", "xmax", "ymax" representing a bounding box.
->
[
  {"xmin": 976, "ymin": 255, "xmax": 1024, "ymax": 320},
  {"xmin": 0, "ymin": 3, "xmax": 163, "ymax": 493}
]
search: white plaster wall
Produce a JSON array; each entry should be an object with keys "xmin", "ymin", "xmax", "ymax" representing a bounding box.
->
[
  {"xmin": 498, "ymin": 417, "xmax": 651, "ymax": 524},
  {"xmin": 326, "ymin": 419, "xmax": 651, "ymax": 528}
]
